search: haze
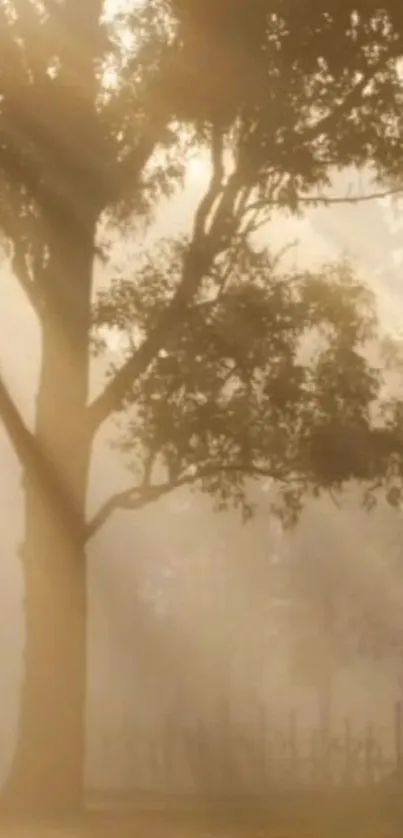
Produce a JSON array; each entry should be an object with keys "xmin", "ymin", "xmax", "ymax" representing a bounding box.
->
[{"xmin": 1, "ymin": 163, "xmax": 403, "ymax": 790}]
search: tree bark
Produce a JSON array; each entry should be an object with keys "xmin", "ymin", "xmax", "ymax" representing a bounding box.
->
[
  {"xmin": 3, "ymin": 482, "xmax": 88, "ymax": 814},
  {"xmin": 2, "ymin": 220, "xmax": 95, "ymax": 814}
]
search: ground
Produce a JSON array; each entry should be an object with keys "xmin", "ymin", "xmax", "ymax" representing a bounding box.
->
[{"xmin": 0, "ymin": 792, "xmax": 402, "ymax": 838}]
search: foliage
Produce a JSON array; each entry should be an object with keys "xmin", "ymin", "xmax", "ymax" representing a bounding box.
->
[
  {"xmin": 2, "ymin": 0, "xmax": 403, "ymax": 532},
  {"xmin": 1, "ymin": 2, "xmax": 403, "ymax": 267},
  {"xmin": 161, "ymin": 0, "xmax": 403, "ymax": 189},
  {"xmin": 5, "ymin": 0, "xmax": 403, "ymax": 811},
  {"xmin": 92, "ymin": 235, "xmax": 402, "ymax": 528}
]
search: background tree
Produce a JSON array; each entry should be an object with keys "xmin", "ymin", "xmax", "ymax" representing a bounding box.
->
[
  {"xmin": 2, "ymin": 0, "xmax": 403, "ymax": 813},
  {"xmin": 266, "ymin": 492, "xmax": 403, "ymax": 748}
]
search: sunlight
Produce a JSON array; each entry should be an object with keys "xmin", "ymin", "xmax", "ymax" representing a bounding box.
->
[
  {"xmin": 103, "ymin": 0, "xmax": 141, "ymax": 20},
  {"xmin": 186, "ymin": 156, "xmax": 210, "ymax": 186}
]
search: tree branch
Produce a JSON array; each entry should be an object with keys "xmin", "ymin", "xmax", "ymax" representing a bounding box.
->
[
  {"xmin": 86, "ymin": 47, "xmax": 401, "ymax": 437},
  {"xmin": 87, "ymin": 126, "xmax": 226, "ymax": 434},
  {"xmin": 302, "ymin": 44, "xmax": 401, "ymax": 145},
  {"xmin": 0, "ymin": 368, "xmax": 86, "ymax": 541},
  {"xmin": 245, "ymin": 185, "xmax": 403, "ymax": 217},
  {"xmin": 111, "ymin": 127, "xmax": 164, "ymax": 208},
  {"xmin": 0, "ymin": 370, "xmax": 40, "ymax": 474},
  {"xmin": 193, "ymin": 123, "xmax": 225, "ymax": 238},
  {"xmin": 86, "ymin": 462, "xmax": 290, "ymax": 540},
  {"xmin": 86, "ymin": 245, "xmax": 204, "ymax": 433},
  {"xmin": 301, "ymin": 185, "xmax": 403, "ymax": 207},
  {"xmin": 11, "ymin": 247, "xmax": 42, "ymax": 316},
  {"xmin": 110, "ymin": 53, "xmax": 185, "ymax": 208},
  {"xmin": 0, "ymin": 177, "xmax": 44, "ymax": 315}
]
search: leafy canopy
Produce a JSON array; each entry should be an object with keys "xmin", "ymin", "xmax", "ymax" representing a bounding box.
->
[
  {"xmin": 2, "ymin": 2, "xmax": 403, "ymax": 532},
  {"xmin": 3, "ymin": 2, "xmax": 403, "ymax": 243},
  {"xmin": 92, "ymin": 237, "xmax": 403, "ymax": 530}
]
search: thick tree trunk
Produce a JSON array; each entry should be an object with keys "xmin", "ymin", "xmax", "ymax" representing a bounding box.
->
[
  {"xmin": 3, "ymin": 483, "xmax": 88, "ymax": 814},
  {"xmin": 2, "ymin": 222, "xmax": 95, "ymax": 814}
]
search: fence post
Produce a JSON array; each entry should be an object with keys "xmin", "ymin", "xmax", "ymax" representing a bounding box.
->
[
  {"xmin": 311, "ymin": 729, "xmax": 319, "ymax": 786},
  {"xmin": 288, "ymin": 709, "xmax": 298, "ymax": 786},
  {"xmin": 344, "ymin": 717, "xmax": 352, "ymax": 785},
  {"xmin": 365, "ymin": 722, "xmax": 373, "ymax": 786},
  {"xmin": 395, "ymin": 700, "xmax": 402, "ymax": 778},
  {"xmin": 259, "ymin": 701, "xmax": 268, "ymax": 790}
]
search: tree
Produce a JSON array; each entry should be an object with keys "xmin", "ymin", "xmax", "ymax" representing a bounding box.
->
[
  {"xmin": 283, "ymin": 505, "xmax": 371, "ymax": 746},
  {"xmin": 269, "ymin": 492, "xmax": 403, "ymax": 754},
  {"xmin": 2, "ymin": 0, "xmax": 403, "ymax": 813},
  {"xmin": 285, "ymin": 521, "xmax": 351, "ymax": 744}
]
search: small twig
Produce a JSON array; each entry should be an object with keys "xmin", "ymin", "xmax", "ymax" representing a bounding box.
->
[
  {"xmin": 329, "ymin": 488, "xmax": 341, "ymax": 510},
  {"xmin": 244, "ymin": 185, "xmax": 403, "ymax": 217}
]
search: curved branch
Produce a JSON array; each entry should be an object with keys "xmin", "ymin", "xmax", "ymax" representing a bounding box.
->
[
  {"xmin": 301, "ymin": 185, "xmax": 403, "ymax": 207},
  {"xmin": 0, "ymin": 371, "xmax": 40, "ymax": 473},
  {"xmin": 193, "ymin": 124, "xmax": 224, "ymax": 238},
  {"xmin": 86, "ymin": 462, "xmax": 291, "ymax": 541},
  {"xmin": 87, "ymin": 126, "xmax": 226, "ymax": 434},
  {"xmin": 86, "ymin": 46, "xmax": 402, "ymax": 435},
  {"xmin": 86, "ymin": 482, "xmax": 172, "ymax": 539},
  {"xmin": 11, "ymin": 248, "xmax": 42, "ymax": 315},
  {"xmin": 0, "ymin": 369, "xmax": 85, "ymax": 540},
  {"xmin": 245, "ymin": 185, "xmax": 403, "ymax": 217}
]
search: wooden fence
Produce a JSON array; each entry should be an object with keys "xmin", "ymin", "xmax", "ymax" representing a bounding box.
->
[{"xmin": 92, "ymin": 701, "xmax": 403, "ymax": 796}]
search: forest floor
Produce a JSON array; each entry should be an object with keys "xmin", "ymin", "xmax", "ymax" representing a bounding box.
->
[
  {"xmin": 0, "ymin": 791, "xmax": 402, "ymax": 838},
  {"xmin": 0, "ymin": 818, "xmax": 399, "ymax": 838},
  {"xmin": 0, "ymin": 817, "xmax": 399, "ymax": 838}
]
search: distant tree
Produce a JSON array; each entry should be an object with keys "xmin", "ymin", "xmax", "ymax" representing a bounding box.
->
[
  {"xmin": 278, "ymin": 496, "xmax": 403, "ymax": 743},
  {"xmin": 2, "ymin": 0, "xmax": 403, "ymax": 812}
]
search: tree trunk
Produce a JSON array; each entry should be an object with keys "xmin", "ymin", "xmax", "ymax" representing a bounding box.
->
[
  {"xmin": 3, "ymin": 482, "xmax": 88, "ymax": 814},
  {"xmin": 2, "ymin": 221, "xmax": 95, "ymax": 814}
]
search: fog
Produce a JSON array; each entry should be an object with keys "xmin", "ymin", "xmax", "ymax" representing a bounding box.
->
[{"xmin": 1, "ymin": 169, "xmax": 403, "ymax": 791}]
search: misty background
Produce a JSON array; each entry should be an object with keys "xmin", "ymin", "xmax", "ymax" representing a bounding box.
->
[{"xmin": 1, "ymin": 164, "xmax": 403, "ymax": 790}]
